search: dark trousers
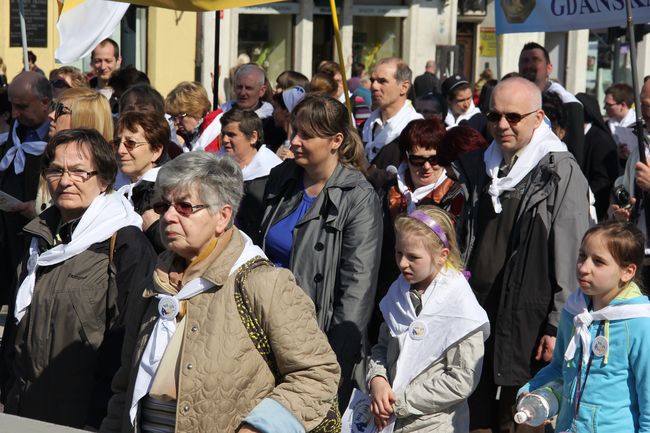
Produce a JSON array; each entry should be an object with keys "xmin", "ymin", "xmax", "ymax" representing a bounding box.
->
[{"xmin": 469, "ymin": 345, "xmax": 545, "ymax": 433}]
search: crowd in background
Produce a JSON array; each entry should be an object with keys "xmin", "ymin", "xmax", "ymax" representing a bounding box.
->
[{"xmin": 0, "ymin": 36, "xmax": 648, "ymax": 433}]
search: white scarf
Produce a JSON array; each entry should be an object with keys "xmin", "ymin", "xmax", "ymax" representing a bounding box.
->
[
  {"xmin": 193, "ymin": 111, "xmax": 224, "ymax": 152},
  {"xmin": 221, "ymin": 100, "xmax": 274, "ymax": 120},
  {"xmin": 444, "ymin": 101, "xmax": 482, "ymax": 129},
  {"xmin": 118, "ymin": 167, "xmax": 160, "ymax": 203},
  {"xmin": 14, "ymin": 192, "xmax": 143, "ymax": 323},
  {"xmin": 378, "ymin": 269, "xmax": 489, "ymax": 433},
  {"xmin": 396, "ymin": 162, "xmax": 448, "ymax": 214},
  {"xmin": 483, "ymin": 121, "xmax": 567, "ymax": 213},
  {"xmin": 0, "ymin": 122, "xmax": 48, "ymax": 174},
  {"xmin": 563, "ymin": 288, "xmax": 650, "ymax": 364},
  {"xmin": 129, "ymin": 231, "xmax": 267, "ymax": 424},
  {"xmin": 241, "ymin": 145, "xmax": 282, "ymax": 182},
  {"xmin": 362, "ymin": 102, "xmax": 422, "ymax": 162}
]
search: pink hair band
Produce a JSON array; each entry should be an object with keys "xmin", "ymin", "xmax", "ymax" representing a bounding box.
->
[{"xmin": 408, "ymin": 210, "xmax": 449, "ymax": 248}]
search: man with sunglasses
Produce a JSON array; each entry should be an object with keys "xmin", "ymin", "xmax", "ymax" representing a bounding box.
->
[
  {"xmin": 519, "ymin": 42, "xmax": 585, "ymax": 170},
  {"xmin": 0, "ymin": 72, "xmax": 52, "ymax": 309},
  {"xmin": 454, "ymin": 77, "xmax": 590, "ymax": 433}
]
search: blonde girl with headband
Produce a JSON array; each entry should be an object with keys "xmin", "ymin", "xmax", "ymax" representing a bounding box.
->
[{"xmin": 367, "ymin": 206, "xmax": 490, "ymax": 433}]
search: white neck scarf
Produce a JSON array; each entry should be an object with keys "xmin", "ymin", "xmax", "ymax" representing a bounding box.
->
[
  {"xmin": 362, "ymin": 102, "xmax": 422, "ymax": 162},
  {"xmin": 444, "ymin": 101, "xmax": 482, "ymax": 129},
  {"xmin": 129, "ymin": 231, "xmax": 267, "ymax": 424},
  {"xmin": 240, "ymin": 145, "xmax": 282, "ymax": 182},
  {"xmin": 193, "ymin": 111, "xmax": 224, "ymax": 152},
  {"xmin": 0, "ymin": 122, "xmax": 48, "ymax": 174},
  {"xmin": 396, "ymin": 162, "xmax": 448, "ymax": 214},
  {"xmin": 378, "ymin": 269, "xmax": 489, "ymax": 433},
  {"xmin": 483, "ymin": 121, "xmax": 567, "ymax": 213},
  {"xmin": 118, "ymin": 166, "xmax": 160, "ymax": 203},
  {"xmin": 563, "ymin": 288, "xmax": 650, "ymax": 364},
  {"xmin": 14, "ymin": 192, "xmax": 143, "ymax": 323},
  {"xmin": 221, "ymin": 101, "xmax": 274, "ymax": 120}
]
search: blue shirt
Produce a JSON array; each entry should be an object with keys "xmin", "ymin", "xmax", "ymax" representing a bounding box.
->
[{"xmin": 265, "ymin": 191, "xmax": 317, "ymax": 268}]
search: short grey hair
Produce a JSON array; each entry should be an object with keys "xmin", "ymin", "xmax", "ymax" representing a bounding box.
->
[
  {"xmin": 235, "ymin": 63, "xmax": 266, "ymax": 86},
  {"xmin": 156, "ymin": 152, "xmax": 244, "ymax": 227},
  {"xmin": 375, "ymin": 57, "xmax": 412, "ymax": 84}
]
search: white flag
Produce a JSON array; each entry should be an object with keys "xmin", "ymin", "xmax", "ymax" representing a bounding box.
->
[{"xmin": 55, "ymin": 0, "xmax": 129, "ymax": 64}]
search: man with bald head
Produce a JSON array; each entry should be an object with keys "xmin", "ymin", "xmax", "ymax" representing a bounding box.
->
[
  {"xmin": 0, "ymin": 71, "xmax": 52, "ymax": 307},
  {"xmin": 454, "ymin": 77, "xmax": 589, "ymax": 433},
  {"xmin": 221, "ymin": 63, "xmax": 285, "ymax": 150}
]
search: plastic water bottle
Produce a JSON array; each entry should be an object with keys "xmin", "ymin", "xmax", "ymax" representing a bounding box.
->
[{"xmin": 514, "ymin": 381, "xmax": 561, "ymax": 426}]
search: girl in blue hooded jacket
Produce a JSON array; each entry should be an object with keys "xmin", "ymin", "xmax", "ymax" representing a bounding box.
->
[{"xmin": 518, "ymin": 220, "xmax": 650, "ymax": 433}]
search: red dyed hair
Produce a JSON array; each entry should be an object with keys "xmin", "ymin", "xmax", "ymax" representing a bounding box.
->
[
  {"xmin": 437, "ymin": 125, "xmax": 488, "ymax": 166},
  {"xmin": 398, "ymin": 118, "xmax": 446, "ymax": 161}
]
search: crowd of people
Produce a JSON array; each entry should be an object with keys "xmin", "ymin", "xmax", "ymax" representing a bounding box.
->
[{"xmin": 0, "ymin": 36, "xmax": 648, "ymax": 433}]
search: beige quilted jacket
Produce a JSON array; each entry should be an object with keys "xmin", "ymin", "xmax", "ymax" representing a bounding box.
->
[{"xmin": 100, "ymin": 228, "xmax": 341, "ymax": 432}]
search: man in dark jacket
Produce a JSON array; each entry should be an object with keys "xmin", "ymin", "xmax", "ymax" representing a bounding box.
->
[
  {"xmin": 0, "ymin": 72, "xmax": 51, "ymax": 307},
  {"xmin": 519, "ymin": 42, "xmax": 585, "ymax": 171},
  {"xmin": 412, "ymin": 60, "xmax": 440, "ymax": 98},
  {"xmin": 454, "ymin": 77, "xmax": 590, "ymax": 433}
]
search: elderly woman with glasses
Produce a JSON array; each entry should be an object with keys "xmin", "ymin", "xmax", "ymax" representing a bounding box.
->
[
  {"xmin": 115, "ymin": 110, "xmax": 170, "ymax": 252},
  {"xmin": 165, "ymin": 81, "xmax": 223, "ymax": 152},
  {"xmin": 0, "ymin": 129, "xmax": 156, "ymax": 429},
  {"xmin": 100, "ymin": 151, "xmax": 340, "ymax": 433}
]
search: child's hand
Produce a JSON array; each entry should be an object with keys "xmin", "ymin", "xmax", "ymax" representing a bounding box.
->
[{"xmin": 369, "ymin": 376, "xmax": 395, "ymax": 429}]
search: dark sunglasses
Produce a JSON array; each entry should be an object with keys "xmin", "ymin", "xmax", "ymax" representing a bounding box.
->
[
  {"xmin": 152, "ymin": 200, "xmax": 209, "ymax": 217},
  {"xmin": 112, "ymin": 137, "xmax": 149, "ymax": 151},
  {"xmin": 486, "ymin": 110, "xmax": 538, "ymax": 125},
  {"xmin": 52, "ymin": 101, "xmax": 72, "ymax": 120},
  {"xmin": 406, "ymin": 151, "xmax": 439, "ymax": 167},
  {"xmin": 50, "ymin": 79, "xmax": 71, "ymax": 89}
]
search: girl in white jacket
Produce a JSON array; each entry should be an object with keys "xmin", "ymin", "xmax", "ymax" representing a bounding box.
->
[{"xmin": 368, "ymin": 206, "xmax": 489, "ymax": 433}]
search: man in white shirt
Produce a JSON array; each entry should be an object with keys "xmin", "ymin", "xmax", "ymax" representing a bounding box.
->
[
  {"xmin": 605, "ymin": 83, "xmax": 636, "ymax": 164},
  {"xmin": 362, "ymin": 57, "xmax": 422, "ymax": 169}
]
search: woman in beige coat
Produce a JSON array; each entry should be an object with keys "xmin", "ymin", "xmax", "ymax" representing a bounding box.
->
[{"xmin": 100, "ymin": 152, "xmax": 340, "ymax": 433}]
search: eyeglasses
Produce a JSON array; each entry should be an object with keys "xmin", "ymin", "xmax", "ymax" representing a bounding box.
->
[
  {"xmin": 170, "ymin": 113, "xmax": 189, "ymax": 122},
  {"xmin": 406, "ymin": 151, "xmax": 439, "ymax": 167},
  {"xmin": 604, "ymin": 101, "xmax": 621, "ymax": 108},
  {"xmin": 113, "ymin": 137, "xmax": 149, "ymax": 151},
  {"xmin": 486, "ymin": 110, "xmax": 538, "ymax": 125},
  {"xmin": 43, "ymin": 168, "xmax": 98, "ymax": 182},
  {"xmin": 52, "ymin": 101, "xmax": 72, "ymax": 120},
  {"xmin": 152, "ymin": 200, "xmax": 209, "ymax": 217}
]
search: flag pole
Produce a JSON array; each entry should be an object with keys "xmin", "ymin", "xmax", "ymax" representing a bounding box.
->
[
  {"xmin": 626, "ymin": 0, "xmax": 646, "ymax": 165},
  {"xmin": 18, "ymin": 0, "xmax": 29, "ymax": 72},
  {"xmin": 213, "ymin": 10, "xmax": 220, "ymax": 109},
  {"xmin": 328, "ymin": 0, "xmax": 353, "ymax": 117}
]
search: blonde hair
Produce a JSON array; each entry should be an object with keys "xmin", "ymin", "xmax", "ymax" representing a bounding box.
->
[
  {"xmin": 394, "ymin": 206, "xmax": 463, "ymax": 271},
  {"xmin": 52, "ymin": 66, "xmax": 89, "ymax": 88},
  {"xmin": 59, "ymin": 88, "xmax": 114, "ymax": 141},
  {"xmin": 165, "ymin": 81, "xmax": 211, "ymax": 119}
]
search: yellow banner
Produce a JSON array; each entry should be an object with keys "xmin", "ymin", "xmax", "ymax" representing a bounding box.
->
[{"xmin": 114, "ymin": 0, "xmax": 284, "ymax": 11}]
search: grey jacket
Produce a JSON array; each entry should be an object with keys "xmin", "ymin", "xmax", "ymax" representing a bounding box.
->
[
  {"xmin": 368, "ymin": 324, "xmax": 485, "ymax": 433},
  {"xmin": 453, "ymin": 149, "xmax": 590, "ymax": 386},
  {"xmin": 258, "ymin": 160, "xmax": 383, "ymax": 395}
]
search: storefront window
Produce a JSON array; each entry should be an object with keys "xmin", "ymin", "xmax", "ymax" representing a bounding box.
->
[
  {"xmin": 238, "ymin": 14, "xmax": 293, "ymax": 85},
  {"xmin": 586, "ymin": 29, "xmax": 632, "ymax": 107},
  {"xmin": 352, "ymin": 16, "xmax": 402, "ymax": 71}
]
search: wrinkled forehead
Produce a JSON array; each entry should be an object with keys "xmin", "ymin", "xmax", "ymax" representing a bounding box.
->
[
  {"xmin": 490, "ymin": 81, "xmax": 539, "ymax": 113},
  {"xmin": 237, "ymin": 71, "xmax": 264, "ymax": 88}
]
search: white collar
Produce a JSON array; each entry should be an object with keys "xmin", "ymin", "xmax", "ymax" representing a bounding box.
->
[
  {"xmin": 563, "ymin": 288, "xmax": 650, "ymax": 363},
  {"xmin": 483, "ymin": 122, "xmax": 567, "ymax": 213},
  {"xmin": 0, "ymin": 122, "xmax": 48, "ymax": 174},
  {"xmin": 362, "ymin": 101, "xmax": 422, "ymax": 162},
  {"xmin": 444, "ymin": 101, "xmax": 482, "ymax": 129},
  {"xmin": 14, "ymin": 192, "xmax": 143, "ymax": 323},
  {"xmin": 396, "ymin": 162, "xmax": 448, "ymax": 213},
  {"xmin": 118, "ymin": 166, "xmax": 160, "ymax": 203},
  {"xmin": 241, "ymin": 145, "xmax": 282, "ymax": 181}
]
